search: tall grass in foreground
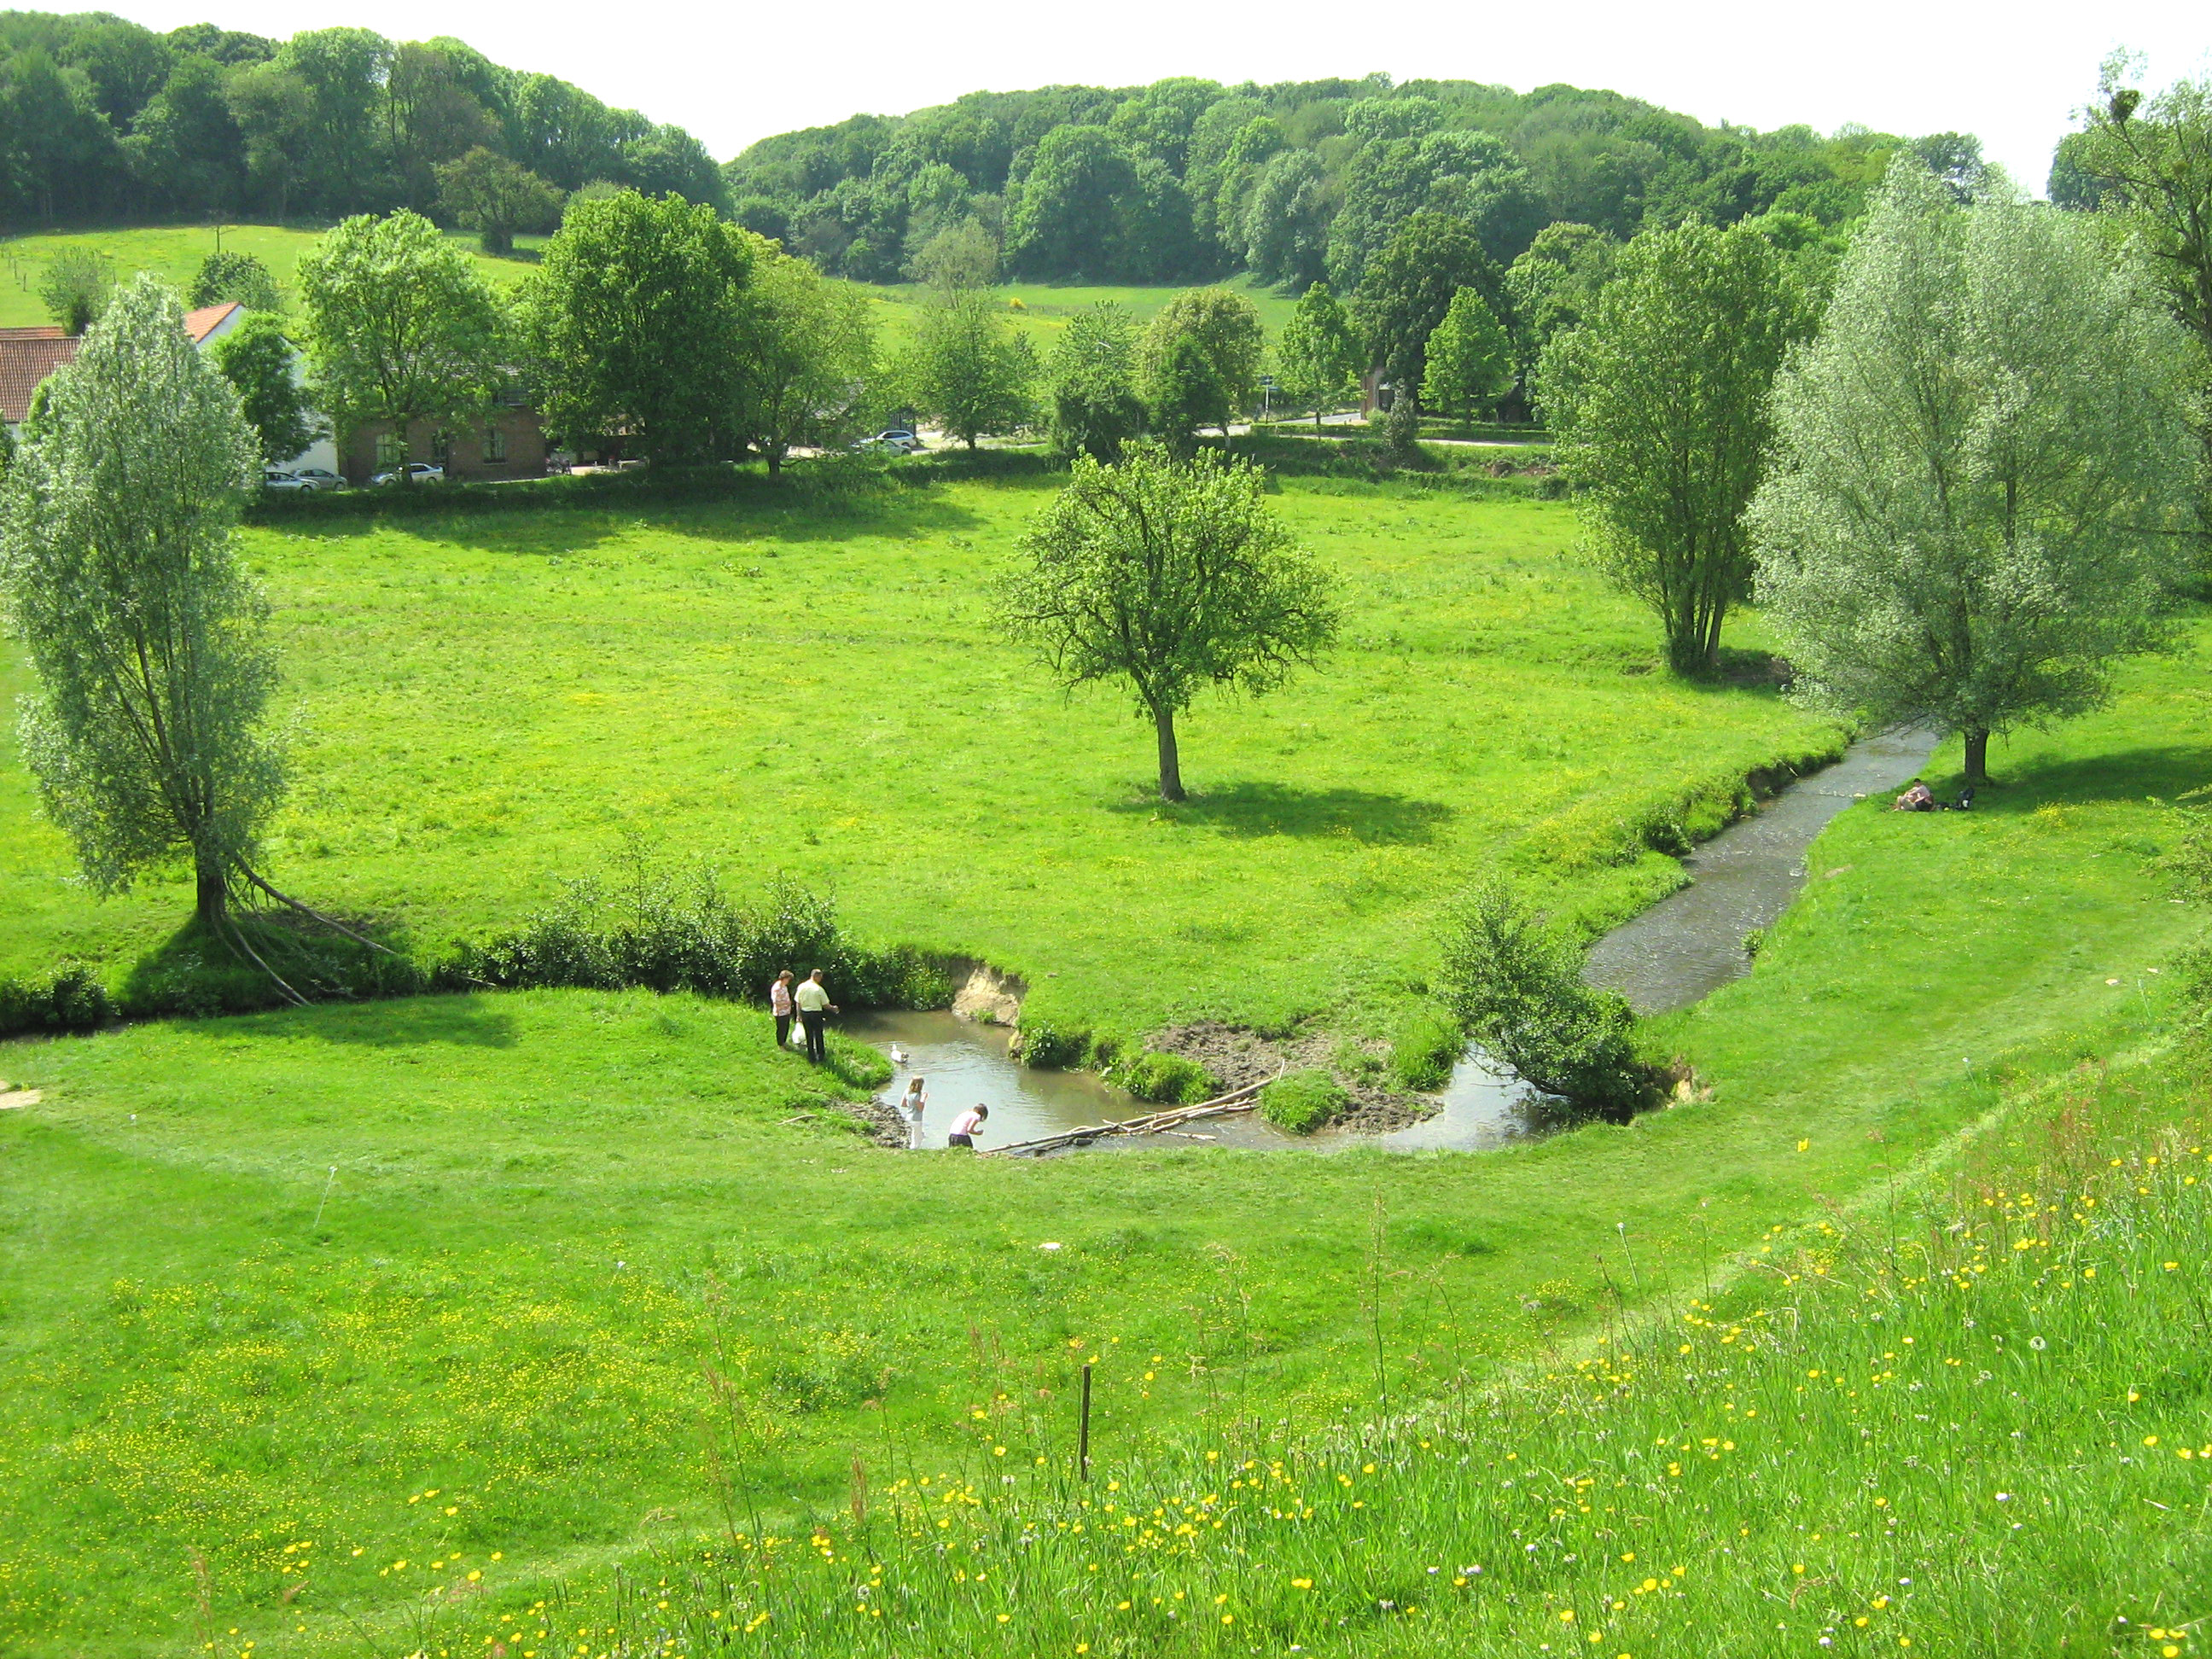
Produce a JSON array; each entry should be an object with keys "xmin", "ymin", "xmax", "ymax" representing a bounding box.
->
[{"xmin": 341, "ymin": 1063, "xmax": 2211, "ymax": 1659}]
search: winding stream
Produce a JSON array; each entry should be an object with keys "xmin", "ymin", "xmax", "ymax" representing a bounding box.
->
[{"xmin": 854, "ymin": 725, "xmax": 1943, "ymax": 1153}]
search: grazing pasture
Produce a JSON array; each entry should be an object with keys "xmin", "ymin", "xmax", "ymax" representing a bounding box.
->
[{"xmin": 0, "ymin": 458, "xmax": 2202, "ymax": 1652}]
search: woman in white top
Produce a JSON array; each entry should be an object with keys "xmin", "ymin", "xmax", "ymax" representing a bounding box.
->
[{"xmin": 897, "ymin": 1076, "xmax": 928, "ymax": 1150}]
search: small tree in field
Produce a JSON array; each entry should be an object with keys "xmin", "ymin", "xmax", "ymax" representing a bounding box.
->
[
  {"xmin": 1274, "ymin": 280, "xmax": 1361, "ymax": 430},
  {"xmin": 39, "ymin": 247, "xmax": 113, "ymax": 335},
  {"xmin": 1542, "ymin": 220, "xmax": 1808, "ymax": 673},
  {"xmin": 298, "ymin": 211, "xmax": 507, "ymax": 482},
  {"xmin": 998, "ymin": 441, "xmax": 1341, "ymax": 801},
  {"xmin": 902, "ymin": 288, "xmax": 1033, "ymax": 449},
  {"xmin": 189, "ymin": 250, "xmax": 284, "ymax": 314},
  {"xmin": 1420, "ymin": 287, "xmax": 1514, "ymax": 424},
  {"xmin": 1753, "ymin": 160, "xmax": 2197, "ymax": 786},
  {"xmin": 0, "ymin": 276, "xmax": 282, "ymax": 929},
  {"xmin": 436, "ymin": 147, "xmax": 564, "ymax": 257}
]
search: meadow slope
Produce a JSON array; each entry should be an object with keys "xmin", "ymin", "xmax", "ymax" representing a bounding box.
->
[{"xmin": 0, "ymin": 635, "xmax": 2204, "ymax": 1655}]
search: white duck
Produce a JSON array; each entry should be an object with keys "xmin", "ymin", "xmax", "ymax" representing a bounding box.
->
[{"xmin": 889, "ymin": 1043, "xmax": 910, "ymax": 1066}]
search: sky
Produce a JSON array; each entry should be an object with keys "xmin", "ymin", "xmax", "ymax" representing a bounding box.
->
[{"xmin": 109, "ymin": 0, "xmax": 2209, "ymax": 188}]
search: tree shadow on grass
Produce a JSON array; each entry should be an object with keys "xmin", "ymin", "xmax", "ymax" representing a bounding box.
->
[
  {"xmin": 1936, "ymin": 745, "xmax": 2212, "ymax": 812},
  {"xmin": 294, "ymin": 995, "xmax": 520, "ymax": 1049},
  {"xmin": 248, "ymin": 470, "xmax": 997, "ymax": 555},
  {"xmin": 1115, "ymin": 781, "xmax": 1457, "ymax": 844}
]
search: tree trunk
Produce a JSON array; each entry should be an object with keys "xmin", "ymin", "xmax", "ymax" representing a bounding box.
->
[
  {"xmin": 965, "ymin": 434, "xmax": 978, "ymax": 451},
  {"xmin": 195, "ymin": 859, "xmax": 228, "ymax": 928},
  {"xmin": 1154, "ymin": 706, "xmax": 1185, "ymax": 803},
  {"xmin": 1963, "ymin": 727, "xmax": 1991, "ymax": 787}
]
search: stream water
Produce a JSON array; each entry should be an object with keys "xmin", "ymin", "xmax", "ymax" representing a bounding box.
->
[
  {"xmin": 1581, "ymin": 725, "xmax": 1940, "ymax": 1014},
  {"xmin": 852, "ymin": 726, "xmax": 1943, "ymax": 1154}
]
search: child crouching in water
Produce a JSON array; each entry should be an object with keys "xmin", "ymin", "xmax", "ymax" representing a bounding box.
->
[{"xmin": 946, "ymin": 1103, "xmax": 987, "ymax": 1150}]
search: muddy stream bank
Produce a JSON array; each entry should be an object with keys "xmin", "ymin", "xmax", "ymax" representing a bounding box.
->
[{"xmin": 851, "ymin": 726, "xmax": 1941, "ymax": 1154}]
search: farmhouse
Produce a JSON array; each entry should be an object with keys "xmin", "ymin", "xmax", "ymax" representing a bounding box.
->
[
  {"xmin": 337, "ymin": 379, "xmax": 548, "ymax": 485},
  {"xmin": 0, "ymin": 302, "xmax": 245, "ymax": 437}
]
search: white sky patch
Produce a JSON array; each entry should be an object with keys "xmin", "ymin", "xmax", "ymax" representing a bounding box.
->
[{"xmin": 102, "ymin": 0, "xmax": 2209, "ymax": 191}]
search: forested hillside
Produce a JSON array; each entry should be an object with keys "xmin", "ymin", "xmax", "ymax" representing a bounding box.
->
[
  {"xmin": 0, "ymin": 10, "xmax": 722, "ymax": 225},
  {"xmin": 723, "ymin": 76, "xmax": 1983, "ymax": 287}
]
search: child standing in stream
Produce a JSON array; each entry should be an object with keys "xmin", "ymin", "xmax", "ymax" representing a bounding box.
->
[
  {"xmin": 946, "ymin": 1103, "xmax": 987, "ymax": 1150},
  {"xmin": 897, "ymin": 1076, "xmax": 928, "ymax": 1149}
]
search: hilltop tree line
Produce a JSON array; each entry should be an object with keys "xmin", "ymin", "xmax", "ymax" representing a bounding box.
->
[
  {"xmin": 722, "ymin": 73, "xmax": 1975, "ymax": 288},
  {"xmin": 0, "ymin": 10, "xmax": 721, "ymax": 226}
]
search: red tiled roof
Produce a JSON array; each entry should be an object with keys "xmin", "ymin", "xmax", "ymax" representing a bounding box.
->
[
  {"xmin": 0, "ymin": 335, "xmax": 79, "ymax": 424},
  {"xmin": 0, "ymin": 303, "xmax": 245, "ymax": 424},
  {"xmin": 183, "ymin": 301, "xmax": 241, "ymax": 342}
]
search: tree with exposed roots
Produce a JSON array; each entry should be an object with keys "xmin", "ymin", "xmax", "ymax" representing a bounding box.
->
[
  {"xmin": 1752, "ymin": 158, "xmax": 2197, "ymax": 787},
  {"xmin": 1542, "ymin": 219, "xmax": 1810, "ymax": 674},
  {"xmin": 0, "ymin": 276, "xmax": 282, "ymax": 931},
  {"xmin": 998, "ymin": 441, "xmax": 1341, "ymax": 801}
]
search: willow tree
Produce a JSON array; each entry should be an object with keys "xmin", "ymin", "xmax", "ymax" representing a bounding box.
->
[
  {"xmin": 1752, "ymin": 159, "xmax": 2196, "ymax": 787},
  {"xmin": 998, "ymin": 442, "xmax": 1340, "ymax": 801},
  {"xmin": 1540, "ymin": 220, "xmax": 1809, "ymax": 673},
  {"xmin": 0, "ymin": 275, "xmax": 282, "ymax": 929}
]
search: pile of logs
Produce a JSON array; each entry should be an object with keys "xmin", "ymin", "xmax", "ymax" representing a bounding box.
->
[{"xmin": 988, "ymin": 1071, "xmax": 1279, "ymax": 1157}]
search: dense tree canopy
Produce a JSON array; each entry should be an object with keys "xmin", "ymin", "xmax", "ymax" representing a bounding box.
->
[
  {"xmin": 0, "ymin": 13, "xmax": 719, "ymax": 226},
  {"xmin": 521, "ymin": 193, "xmax": 754, "ymax": 465},
  {"xmin": 723, "ymin": 73, "xmax": 1935, "ymax": 289},
  {"xmin": 297, "ymin": 209, "xmax": 507, "ymax": 475}
]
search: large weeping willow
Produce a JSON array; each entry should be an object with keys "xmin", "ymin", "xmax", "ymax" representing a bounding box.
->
[{"xmin": 1, "ymin": 274, "xmax": 283, "ymax": 934}]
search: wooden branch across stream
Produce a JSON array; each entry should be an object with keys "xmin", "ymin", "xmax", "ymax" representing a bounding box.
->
[{"xmin": 986, "ymin": 1069, "xmax": 1281, "ymax": 1157}]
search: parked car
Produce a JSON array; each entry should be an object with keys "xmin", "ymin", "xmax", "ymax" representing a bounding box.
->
[
  {"xmin": 260, "ymin": 469, "xmax": 311, "ymax": 492},
  {"xmin": 288, "ymin": 467, "xmax": 345, "ymax": 492},
  {"xmin": 369, "ymin": 463, "xmax": 446, "ymax": 486},
  {"xmin": 875, "ymin": 428, "xmax": 925, "ymax": 452}
]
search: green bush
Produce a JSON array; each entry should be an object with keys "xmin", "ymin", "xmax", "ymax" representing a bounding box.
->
[
  {"xmin": 443, "ymin": 863, "xmax": 936, "ymax": 1010},
  {"xmin": 1437, "ymin": 879, "xmax": 1662, "ymax": 1121},
  {"xmin": 1259, "ymin": 1068, "xmax": 1348, "ymax": 1134},
  {"xmin": 1016, "ymin": 1020, "xmax": 1090, "ymax": 1068},
  {"xmin": 1389, "ymin": 1008, "xmax": 1464, "ymax": 1091},
  {"xmin": 1118, "ymin": 1051, "xmax": 1218, "ymax": 1105},
  {"xmin": 0, "ymin": 966, "xmax": 114, "ymax": 1037}
]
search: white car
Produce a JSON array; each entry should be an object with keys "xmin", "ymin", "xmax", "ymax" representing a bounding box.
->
[
  {"xmin": 288, "ymin": 467, "xmax": 345, "ymax": 492},
  {"xmin": 369, "ymin": 463, "xmax": 446, "ymax": 486},
  {"xmin": 261, "ymin": 469, "xmax": 311, "ymax": 492},
  {"xmin": 875, "ymin": 428, "xmax": 926, "ymax": 452}
]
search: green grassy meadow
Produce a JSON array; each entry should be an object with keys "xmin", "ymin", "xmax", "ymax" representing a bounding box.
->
[
  {"xmin": 0, "ymin": 455, "xmax": 2207, "ymax": 1651},
  {"xmin": 0, "ymin": 475, "xmax": 1843, "ymax": 1041},
  {"xmin": 0, "ymin": 223, "xmax": 538, "ymax": 325},
  {"xmin": 0, "ymin": 221, "xmax": 1291, "ymax": 356}
]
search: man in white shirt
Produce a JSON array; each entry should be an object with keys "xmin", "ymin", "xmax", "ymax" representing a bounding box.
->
[{"xmin": 794, "ymin": 969, "xmax": 837, "ymax": 1063}]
